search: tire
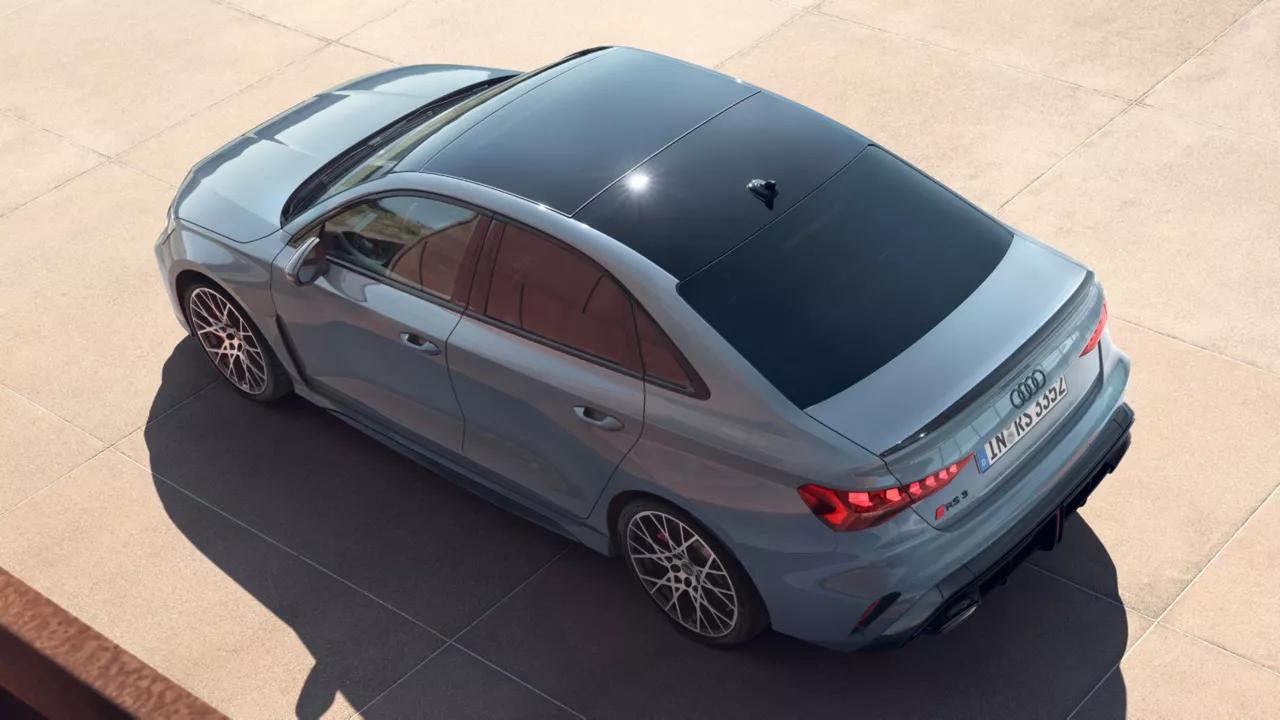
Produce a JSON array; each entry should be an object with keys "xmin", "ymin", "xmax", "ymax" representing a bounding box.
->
[
  {"xmin": 617, "ymin": 497, "xmax": 769, "ymax": 649},
  {"xmin": 183, "ymin": 281, "xmax": 291, "ymax": 402}
]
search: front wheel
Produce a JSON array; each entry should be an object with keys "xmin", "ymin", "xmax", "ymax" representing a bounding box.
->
[
  {"xmin": 184, "ymin": 282, "xmax": 291, "ymax": 402},
  {"xmin": 618, "ymin": 498, "xmax": 769, "ymax": 648}
]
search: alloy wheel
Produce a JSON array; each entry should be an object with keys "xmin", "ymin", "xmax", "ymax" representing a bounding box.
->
[
  {"xmin": 188, "ymin": 287, "xmax": 269, "ymax": 395},
  {"xmin": 625, "ymin": 510, "xmax": 739, "ymax": 637}
]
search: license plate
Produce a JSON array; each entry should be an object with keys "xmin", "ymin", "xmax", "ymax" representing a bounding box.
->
[{"xmin": 976, "ymin": 375, "xmax": 1068, "ymax": 472}]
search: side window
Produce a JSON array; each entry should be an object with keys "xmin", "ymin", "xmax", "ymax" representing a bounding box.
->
[
  {"xmin": 634, "ymin": 306, "xmax": 697, "ymax": 392},
  {"xmin": 322, "ymin": 195, "xmax": 485, "ymax": 303},
  {"xmin": 484, "ymin": 223, "xmax": 641, "ymax": 372}
]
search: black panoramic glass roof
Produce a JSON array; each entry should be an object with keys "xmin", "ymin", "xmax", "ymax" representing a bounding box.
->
[{"xmin": 423, "ymin": 48, "xmax": 753, "ymax": 215}]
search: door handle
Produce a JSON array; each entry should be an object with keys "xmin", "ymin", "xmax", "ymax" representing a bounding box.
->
[
  {"xmin": 399, "ymin": 332, "xmax": 441, "ymax": 355},
  {"xmin": 574, "ymin": 406, "xmax": 624, "ymax": 431}
]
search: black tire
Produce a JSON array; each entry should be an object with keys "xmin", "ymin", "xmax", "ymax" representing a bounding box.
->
[
  {"xmin": 617, "ymin": 497, "xmax": 769, "ymax": 649},
  {"xmin": 183, "ymin": 280, "xmax": 292, "ymax": 402}
]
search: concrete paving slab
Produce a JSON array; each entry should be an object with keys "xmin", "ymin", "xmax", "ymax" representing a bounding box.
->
[
  {"xmin": 0, "ymin": 164, "xmax": 217, "ymax": 443},
  {"xmin": 0, "ymin": 0, "xmax": 322, "ymax": 155},
  {"xmin": 1001, "ymin": 106, "xmax": 1280, "ymax": 375},
  {"xmin": 1163, "ymin": 490, "xmax": 1280, "ymax": 672},
  {"xmin": 1032, "ymin": 320, "xmax": 1280, "ymax": 617},
  {"xmin": 116, "ymin": 376, "xmax": 570, "ymax": 637},
  {"xmin": 119, "ymin": 44, "xmax": 391, "ymax": 186},
  {"xmin": 0, "ymin": 387, "xmax": 103, "ymax": 512},
  {"xmin": 219, "ymin": 0, "xmax": 409, "ymax": 40},
  {"xmin": 0, "ymin": 114, "xmax": 102, "ymax": 216},
  {"xmin": 344, "ymin": 0, "xmax": 798, "ymax": 70},
  {"xmin": 1145, "ymin": 0, "xmax": 1280, "ymax": 143},
  {"xmin": 819, "ymin": 0, "xmax": 1259, "ymax": 99},
  {"xmin": 1074, "ymin": 624, "xmax": 1280, "ymax": 720},
  {"xmin": 458, "ymin": 546, "xmax": 1147, "ymax": 720}
]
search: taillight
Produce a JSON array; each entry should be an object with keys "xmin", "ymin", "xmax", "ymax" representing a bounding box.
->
[
  {"xmin": 1080, "ymin": 298, "xmax": 1108, "ymax": 356},
  {"xmin": 798, "ymin": 455, "xmax": 973, "ymax": 532}
]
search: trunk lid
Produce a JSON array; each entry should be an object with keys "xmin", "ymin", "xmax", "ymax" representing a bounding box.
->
[
  {"xmin": 805, "ymin": 234, "xmax": 1103, "ymax": 528},
  {"xmin": 172, "ymin": 65, "xmax": 514, "ymax": 242}
]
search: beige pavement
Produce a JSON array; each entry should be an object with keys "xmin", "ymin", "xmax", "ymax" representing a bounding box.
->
[{"xmin": 1, "ymin": 0, "xmax": 1278, "ymax": 718}]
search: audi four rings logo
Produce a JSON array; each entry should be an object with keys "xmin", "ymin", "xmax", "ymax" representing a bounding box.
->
[{"xmin": 1009, "ymin": 369, "xmax": 1047, "ymax": 408}]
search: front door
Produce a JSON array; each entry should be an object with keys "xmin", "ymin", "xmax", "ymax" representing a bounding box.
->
[
  {"xmin": 272, "ymin": 193, "xmax": 489, "ymax": 454},
  {"xmin": 447, "ymin": 221, "xmax": 645, "ymax": 518}
]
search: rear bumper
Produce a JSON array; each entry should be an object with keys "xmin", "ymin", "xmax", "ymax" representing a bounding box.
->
[
  {"xmin": 863, "ymin": 402, "xmax": 1133, "ymax": 650},
  {"xmin": 750, "ymin": 348, "xmax": 1132, "ymax": 651}
]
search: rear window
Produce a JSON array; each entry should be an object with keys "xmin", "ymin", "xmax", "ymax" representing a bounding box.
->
[{"xmin": 678, "ymin": 146, "xmax": 1013, "ymax": 408}]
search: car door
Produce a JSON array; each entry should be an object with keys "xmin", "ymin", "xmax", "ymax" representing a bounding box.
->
[
  {"xmin": 272, "ymin": 193, "xmax": 489, "ymax": 455},
  {"xmin": 446, "ymin": 220, "xmax": 645, "ymax": 518}
]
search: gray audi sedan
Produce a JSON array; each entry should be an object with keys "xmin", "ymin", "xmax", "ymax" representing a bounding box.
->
[{"xmin": 156, "ymin": 46, "xmax": 1133, "ymax": 651}]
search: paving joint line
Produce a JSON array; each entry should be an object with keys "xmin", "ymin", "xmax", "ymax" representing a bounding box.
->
[
  {"xmin": 452, "ymin": 643, "xmax": 589, "ymax": 720},
  {"xmin": 1022, "ymin": 563, "xmax": 1155, "ymax": 621},
  {"xmin": 108, "ymin": 379, "xmax": 222, "ymax": 451},
  {"xmin": 110, "ymin": 159, "xmax": 178, "ymax": 190},
  {"xmin": 1135, "ymin": 101, "xmax": 1280, "ymax": 149},
  {"xmin": 0, "ymin": 447, "xmax": 112, "ymax": 524},
  {"xmin": 714, "ymin": 4, "xmax": 814, "ymax": 70},
  {"xmin": 1109, "ymin": 317, "xmax": 1280, "ymax": 382},
  {"xmin": 0, "ymin": 382, "xmax": 111, "ymax": 446},
  {"xmin": 812, "ymin": 8, "xmax": 1135, "ymax": 104},
  {"xmin": 1159, "ymin": 622, "xmax": 1280, "ymax": 680},
  {"xmin": 0, "ymin": 109, "xmax": 110, "ymax": 161},
  {"xmin": 0, "ymin": 157, "xmax": 108, "ymax": 224},
  {"xmin": 345, "ymin": 642, "xmax": 454, "ymax": 720},
  {"xmin": 449, "ymin": 545, "xmax": 573, "ymax": 643},
  {"xmin": 334, "ymin": 0, "xmax": 420, "ymax": 44}
]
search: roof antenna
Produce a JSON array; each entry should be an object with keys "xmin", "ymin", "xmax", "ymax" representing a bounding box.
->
[{"xmin": 747, "ymin": 179, "xmax": 778, "ymax": 210}]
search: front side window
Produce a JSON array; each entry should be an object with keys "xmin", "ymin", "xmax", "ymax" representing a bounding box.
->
[
  {"xmin": 482, "ymin": 223, "xmax": 641, "ymax": 372},
  {"xmin": 322, "ymin": 195, "xmax": 485, "ymax": 303}
]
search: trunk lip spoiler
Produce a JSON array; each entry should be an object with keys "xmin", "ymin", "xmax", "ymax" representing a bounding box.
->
[{"xmin": 878, "ymin": 272, "xmax": 1096, "ymax": 458}]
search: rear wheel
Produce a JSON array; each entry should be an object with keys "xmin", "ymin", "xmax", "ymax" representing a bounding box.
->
[
  {"xmin": 617, "ymin": 498, "xmax": 768, "ymax": 648},
  {"xmin": 184, "ymin": 282, "xmax": 291, "ymax": 402}
]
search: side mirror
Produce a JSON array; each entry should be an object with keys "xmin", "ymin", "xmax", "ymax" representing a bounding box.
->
[{"xmin": 284, "ymin": 235, "xmax": 328, "ymax": 286}]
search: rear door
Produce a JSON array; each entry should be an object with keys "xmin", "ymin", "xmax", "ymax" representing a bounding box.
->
[
  {"xmin": 272, "ymin": 193, "xmax": 489, "ymax": 454},
  {"xmin": 447, "ymin": 221, "xmax": 644, "ymax": 519}
]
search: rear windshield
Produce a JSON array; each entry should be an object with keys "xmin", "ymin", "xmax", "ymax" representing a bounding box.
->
[{"xmin": 678, "ymin": 146, "xmax": 1013, "ymax": 408}]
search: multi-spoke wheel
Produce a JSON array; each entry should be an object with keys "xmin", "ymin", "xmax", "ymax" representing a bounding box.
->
[
  {"xmin": 619, "ymin": 499, "xmax": 768, "ymax": 648},
  {"xmin": 184, "ymin": 282, "xmax": 290, "ymax": 401}
]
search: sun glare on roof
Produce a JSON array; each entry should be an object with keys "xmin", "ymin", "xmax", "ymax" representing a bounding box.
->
[{"xmin": 625, "ymin": 172, "xmax": 650, "ymax": 192}]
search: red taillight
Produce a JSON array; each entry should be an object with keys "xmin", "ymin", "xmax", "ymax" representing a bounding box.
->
[
  {"xmin": 1080, "ymin": 298, "xmax": 1108, "ymax": 357},
  {"xmin": 798, "ymin": 455, "xmax": 973, "ymax": 532}
]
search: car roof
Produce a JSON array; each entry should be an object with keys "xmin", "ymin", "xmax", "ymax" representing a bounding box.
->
[
  {"xmin": 422, "ymin": 47, "xmax": 754, "ymax": 215},
  {"xmin": 420, "ymin": 47, "xmax": 870, "ymax": 280}
]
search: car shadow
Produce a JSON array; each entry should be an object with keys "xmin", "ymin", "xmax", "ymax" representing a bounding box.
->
[{"xmin": 143, "ymin": 339, "xmax": 1128, "ymax": 719}]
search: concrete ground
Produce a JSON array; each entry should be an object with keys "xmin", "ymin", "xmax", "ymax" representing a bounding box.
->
[{"xmin": 2, "ymin": 0, "xmax": 1279, "ymax": 717}]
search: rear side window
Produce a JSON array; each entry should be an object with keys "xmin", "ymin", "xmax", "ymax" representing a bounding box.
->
[
  {"xmin": 322, "ymin": 195, "xmax": 485, "ymax": 304},
  {"xmin": 679, "ymin": 147, "xmax": 1012, "ymax": 408},
  {"xmin": 483, "ymin": 223, "xmax": 641, "ymax": 372},
  {"xmin": 634, "ymin": 307, "xmax": 696, "ymax": 391}
]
